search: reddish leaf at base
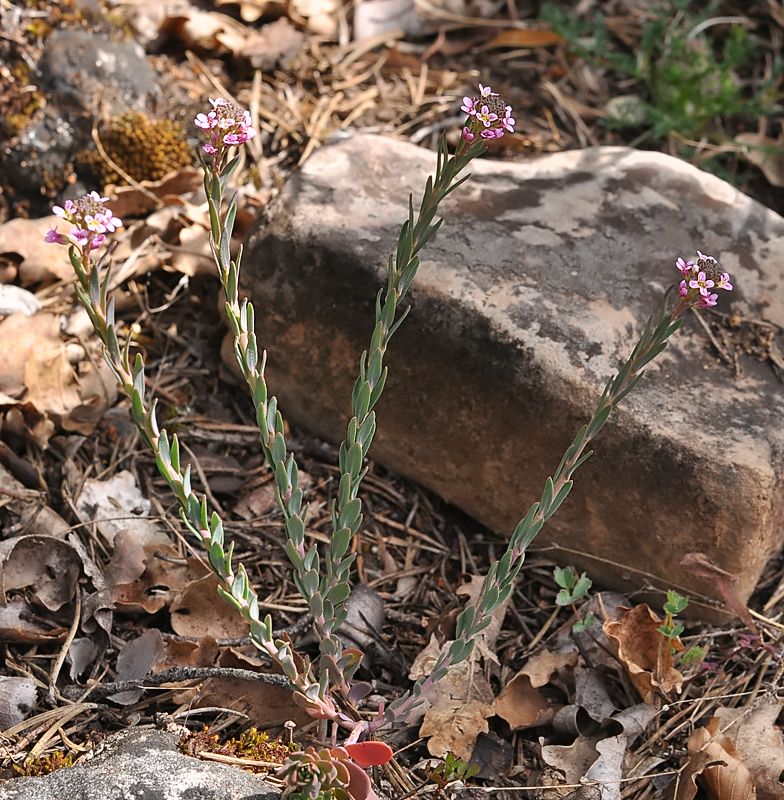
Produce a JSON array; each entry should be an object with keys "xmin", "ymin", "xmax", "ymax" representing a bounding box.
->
[{"xmin": 343, "ymin": 741, "xmax": 394, "ymax": 768}]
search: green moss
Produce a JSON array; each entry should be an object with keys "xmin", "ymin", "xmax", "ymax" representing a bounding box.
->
[
  {"xmin": 14, "ymin": 752, "xmax": 74, "ymax": 777},
  {"xmin": 180, "ymin": 726, "xmax": 294, "ymax": 772},
  {"xmin": 79, "ymin": 111, "xmax": 194, "ymax": 187},
  {"xmin": 0, "ymin": 61, "xmax": 44, "ymax": 139}
]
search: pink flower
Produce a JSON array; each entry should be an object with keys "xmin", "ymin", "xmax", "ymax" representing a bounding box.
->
[
  {"xmin": 500, "ymin": 106, "xmax": 515, "ymax": 133},
  {"xmin": 194, "ymin": 112, "xmax": 216, "ymax": 129},
  {"xmin": 44, "ymin": 193, "xmax": 122, "ymax": 254},
  {"xmin": 716, "ymin": 272, "xmax": 733, "ymax": 290},
  {"xmin": 84, "ymin": 215, "xmax": 106, "ymax": 233},
  {"xmin": 70, "ymin": 227, "xmax": 89, "ymax": 246},
  {"xmin": 675, "ymin": 257, "xmax": 693, "ymax": 276},
  {"xmin": 696, "ymin": 292, "xmax": 718, "ymax": 308},
  {"xmin": 195, "ymin": 98, "xmax": 257, "ymax": 156},
  {"xmin": 460, "ymin": 84, "xmax": 514, "ymax": 144},
  {"xmin": 689, "ymin": 270, "xmax": 715, "ymax": 296},
  {"xmin": 45, "ymin": 228, "xmax": 68, "ymax": 245},
  {"xmin": 678, "ymin": 280, "xmax": 688, "ymax": 297},
  {"xmin": 476, "ymin": 104, "xmax": 498, "ymax": 128},
  {"xmin": 461, "ymin": 97, "xmax": 477, "ymax": 116}
]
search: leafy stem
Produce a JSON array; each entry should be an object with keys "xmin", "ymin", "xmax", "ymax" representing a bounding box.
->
[{"xmin": 378, "ymin": 282, "xmax": 686, "ymax": 728}]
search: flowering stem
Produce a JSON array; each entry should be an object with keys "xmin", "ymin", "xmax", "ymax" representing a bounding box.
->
[{"xmin": 378, "ymin": 263, "xmax": 731, "ymax": 728}]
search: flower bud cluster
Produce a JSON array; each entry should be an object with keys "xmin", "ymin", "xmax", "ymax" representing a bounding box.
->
[
  {"xmin": 278, "ymin": 746, "xmax": 352, "ymax": 800},
  {"xmin": 45, "ymin": 192, "xmax": 122, "ymax": 254},
  {"xmin": 194, "ymin": 98, "xmax": 258, "ymax": 155},
  {"xmin": 676, "ymin": 251, "xmax": 732, "ymax": 308},
  {"xmin": 460, "ymin": 84, "xmax": 515, "ymax": 143}
]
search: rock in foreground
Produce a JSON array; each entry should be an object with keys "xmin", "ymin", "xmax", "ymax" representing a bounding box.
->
[
  {"xmin": 243, "ymin": 135, "xmax": 784, "ymax": 612},
  {"xmin": 0, "ymin": 728, "xmax": 280, "ymax": 799}
]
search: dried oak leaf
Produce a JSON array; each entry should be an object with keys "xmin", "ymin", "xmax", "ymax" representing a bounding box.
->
[
  {"xmin": 493, "ymin": 649, "xmax": 578, "ymax": 730},
  {"xmin": 109, "ymin": 628, "xmax": 166, "ymax": 705},
  {"xmin": 668, "ymin": 719, "xmax": 756, "ymax": 800},
  {"xmin": 0, "ymin": 217, "xmax": 75, "ymax": 284},
  {"xmin": 409, "ymin": 574, "xmax": 509, "ymax": 760},
  {"xmin": 0, "ymin": 312, "xmax": 116, "ymax": 436},
  {"xmin": 105, "ymin": 167, "xmax": 202, "ymax": 218},
  {"xmin": 735, "ymin": 133, "xmax": 784, "ymax": 188},
  {"xmin": 0, "ymin": 676, "xmax": 37, "ymax": 728},
  {"xmin": 603, "ymin": 604, "xmax": 683, "ymax": 703},
  {"xmin": 76, "ymin": 470, "xmax": 169, "ymax": 548},
  {"xmin": 0, "ymin": 597, "xmax": 67, "ymax": 644},
  {"xmin": 194, "ymin": 647, "xmax": 312, "ymax": 728},
  {"xmin": 0, "ymin": 535, "xmax": 80, "ymax": 612},
  {"xmin": 106, "ymin": 531, "xmax": 196, "ymax": 615},
  {"xmin": 714, "ymin": 696, "xmax": 784, "ymax": 800},
  {"xmin": 170, "ymin": 572, "xmax": 252, "ymax": 640}
]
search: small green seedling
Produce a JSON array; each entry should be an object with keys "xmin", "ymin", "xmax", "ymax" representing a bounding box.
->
[
  {"xmin": 554, "ymin": 566, "xmax": 595, "ymax": 633},
  {"xmin": 426, "ymin": 752, "xmax": 480, "ymax": 796}
]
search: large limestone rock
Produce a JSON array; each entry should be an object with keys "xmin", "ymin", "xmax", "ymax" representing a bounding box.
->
[
  {"xmin": 0, "ymin": 728, "xmax": 281, "ymax": 799},
  {"xmin": 242, "ymin": 135, "xmax": 784, "ymax": 612}
]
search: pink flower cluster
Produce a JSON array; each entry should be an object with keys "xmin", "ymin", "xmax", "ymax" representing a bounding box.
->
[
  {"xmin": 194, "ymin": 98, "xmax": 257, "ymax": 155},
  {"xmin": 676, "ymin": 251, "xmax": 732, "ymax": 308},
  {"xmin": 460, "ymin": 84, "xmax": 515, "ymax": 143},
  {"xmin": 45, "ymin": 192, "xmax": 122, "ymax": 253}
]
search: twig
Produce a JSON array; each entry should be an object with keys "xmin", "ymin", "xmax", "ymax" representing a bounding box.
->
[
  {"xmin": 62, "ymin": 667, "xmax": 290, "ymax": 701},
  {"xmin": 48, "ymin": 588, "xmax": 82, "ymax": 703}
]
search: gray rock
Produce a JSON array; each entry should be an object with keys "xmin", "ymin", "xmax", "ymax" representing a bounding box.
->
[
  {"xmin": 0, "ymin": 728, "xmax": 281, "ymax": 799},
  {"xmin": 242, "ymin": 135, "xmax": 784, "ymax": 611},
  {"xmin": 38, "ymin": 32, "xmax": 159, "ymax": 113},
  {"xmin": 3, "ymin": 31, "xmax": 159, "ymax": 195}
]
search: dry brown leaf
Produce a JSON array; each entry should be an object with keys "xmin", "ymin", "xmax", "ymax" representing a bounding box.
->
[
  {"xmin": 2, "ymin": 403, "xmax": 55, "ymax": 448},
  {"xmin": 0, "ymin": 217, "xmax": 75, "ymax": 284},
  {"xmin": 603, "ymin": 604, "xmax": 683, "ymax": 703},
  {"xmin": 669, "ymin": 722, "xmax": 757, "ymax": 800},
  {"xmin": 481, "ymin": 28, "xmax": 564, "ymax": 49},
  {"xmin": 409, "ymin": 574, "xmax": 510, "ymax": 759},
  {"xmin": 0, "ymin": 535, "xmax": 81, "ymax": 612},
  {"xmin": 493, "ymin": 649, "xmax": 577, "ymax": 730},
  {"xmin": 214, "ymin": 0, "xmax": 286, "ymax": 22},
  {"xmin": 162, "ymin": 8, "xmax": 249, "ymax": 52},
  {"xmin": 170, "ymin": 572, "xmax": 251, "ymax": 640},
  {"xmin": 105, "ymin": 531, "xmax": 196, "ymax": 615},
  {"xmin": 168, "ymin": 223, "xmax": 215, "ymax": 277},
  {"xmin": 105, "ymin": 167, "xmax": 202, "ymax": 218},
  {"xmin": 0, "ymin": 676, "xmax": 36, "ymax": 729},
  {"xmin": 0, "ymin": 597, "xmax": 68, "ymax": 644},
  {"xmin": 194, "ymin": 647, "xmax": 312, "ymax": 728},
  {"xmin": 735, "ymin": 133, "xmax": 784, "ymax": 187},
  {"xmin": 110, "ymin": 629, "xmax": 166, "ymax": 705},
  {"xmin": 158, "ymin": 636, "xmax": 220, "ymax": 671},
  {"xmin": 239, "ymin": 18, "xmax": 306, "ymax": 70},
  {"xmin": 541, "ymin": 734, "xmax": 600, "ymax": 786},
  {"xmin": 76, "ymin": 470, "xmax": 170, "ymax": 548},
  {"xmin": 0, "ymin": 313, "xmax": 115, "ymax": 436},
  {"xmin": 291, "ymin": 0, "xmax": 339, "ymax": 34},
  {"xmin": 234, "ymin": 483, "xmax": 277, "ymax": 520},
  {"xmin": 714, "ymin": 697, "xmax": 784, "ymax": 800}
]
